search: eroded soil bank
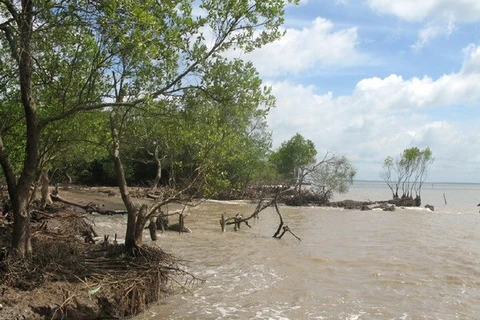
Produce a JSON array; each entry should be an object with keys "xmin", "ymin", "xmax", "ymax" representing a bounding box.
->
[{"xmin": 0, "ymin": 186, "xmax": 197, "ymax": 320}]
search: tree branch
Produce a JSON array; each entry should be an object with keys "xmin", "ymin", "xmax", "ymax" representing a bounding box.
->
[
  {"xmin": 51, "ymin": 193, "xmax": 128, "ymax": 215},
  {"xmin": 146, "ymin": 166, "xmax": 206, "ymax": 220},
  {"xmin": 39, "ymin": 101, "xmax": 135, "ymax": 128},
  {"xmin": 0, "ymin": 133, "xmax": 17, "ymax": 199}
]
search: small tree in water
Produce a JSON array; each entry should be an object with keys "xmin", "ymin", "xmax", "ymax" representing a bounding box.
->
[
  {"xmin": 269, "ymin": 133, "xmax": 317, "ymax": 190},
  {"xmin": 380, "ymin": 147, "xmax": 434, "ymax": 204},
  {"xmin": 310, "ymin": 155, "xmax": 356, "ymax": 201},
  {"xmin": 270, "ymin": 134, "xmax": 356, "ymax": 205}
]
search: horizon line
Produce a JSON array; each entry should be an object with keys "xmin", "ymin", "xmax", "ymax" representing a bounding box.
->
[{"xmin": 354, "ymin": 179, "xmax": 480, "ymax": 185}]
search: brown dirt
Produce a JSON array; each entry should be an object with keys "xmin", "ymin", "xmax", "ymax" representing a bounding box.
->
[{"xmin": 0, "ymin": 186, "xmax": 197, "ymax": 320}]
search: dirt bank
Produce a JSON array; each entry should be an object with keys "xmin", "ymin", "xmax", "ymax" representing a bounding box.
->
[{"xmin": 0, "ymin": 186, "xmax": 198, "ymax": 320}]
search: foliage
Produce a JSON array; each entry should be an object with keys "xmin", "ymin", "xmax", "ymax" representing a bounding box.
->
[
  {"xmin": 108, "ymin": 58, "xmax": 274, "ymax": 196},
  {"xmin": 269, "ymin": 133, "xmax": 317, "ymax": 185},
  {"xmin": 310, "ymin": 155, "xmax": 356, "ymax": 200},
  {"xmin": 0, "ymin": 0, "xmax": 298, "ymax": 256},
  {"xmin": 270, "ymin": 134, "xmax": 356, "ymax": 200},
  {"xmin": 380, "ymin": 147, "xmax": 434, "ymax": 199}
]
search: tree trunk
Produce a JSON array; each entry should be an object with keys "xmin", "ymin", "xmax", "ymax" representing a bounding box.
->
[
  {"xmin": 40, "ymin": 169, "xmax": 52, "ymax": 209},
  {"xmin": 148, "ymin": 217, "xmax": 158, "ymax": 241},
  {"xmin": 65, "ymin": 172, "xmax": 73, "ymax": 184},
  {"xmin": 11, "ymin": 192, "xmax": 32, "ymax": 256},
  {"xmin": 179, "ymin": 213, "xmax": 185, "ymax": 233},
  {"xmin": 110, "ymin": 108, "xmax": 139, "ymax": 252},
  {"xmin": 0, "ymin": 131, "xmax": 34, "ymax": 259},
  {"xmin": 150, "ymin": 144, "xmax": 162, "ymax": 193},
  {"xmin": 9, "ymin": 1, "xmax": 39, "ymax": 258},
  {"xmin": 134, "ymin": 204, "xmax": 148, "ymax": 246}
]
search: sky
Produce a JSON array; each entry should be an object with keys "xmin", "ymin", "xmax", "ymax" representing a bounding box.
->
[{"xmin": 240, "ymin": 0, "xmax": 480, "ymax": 183}]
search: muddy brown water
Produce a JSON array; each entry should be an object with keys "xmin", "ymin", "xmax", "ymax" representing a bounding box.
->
[{"xmin": 89, "ymin": 182, "xmax": 480, "ymax": 319}]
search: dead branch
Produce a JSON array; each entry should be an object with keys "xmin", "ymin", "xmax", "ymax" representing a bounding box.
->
[
  {"xmin": 51, "ymin": 289, "xmax": 76, "ymax": 320},
  {"xmin": 222, "ymin": 213, "xmax": 251, "ymax": 231},
  {"xmin": 146, "ymin": 193, "xmax": 162, "ymax": 200},
  {"xmin": 145, "ymin": 166, "xmax": 206, "ymax": 221},
  {"xmin": 227, "ymin": 196, "xmax": 276, "ymax": 226},
  {"xmin": 220, "ymin": 190, "xmax": 279, "ymax": 232},
  {"xmin": 160, "ymin": 209, "xmax": 183, "ymax": 217},
  {"xmin": 271, "ymin": 197, "xmax": 301, "ymax": 241},
  {"xmin": 272, "ymin": 199, "xmax": 283, "ymax": 238},
  {"xmin": 277, "ymin": 226, "xmax": 301, "ymax": 241},
  {"xmin": 220, "ymin": 189, "xmax": 300, "ymax": 240},
  {"xmin": 51, "ymin": 193, "xmax": 128, "ymax": 215},
  {"xmin": 296, "ymin": 151, "xmax": 337, "ymax": 191},
  {"xmin": 30, "ymin": 209, "xmax": 55, "ymax": 219}
]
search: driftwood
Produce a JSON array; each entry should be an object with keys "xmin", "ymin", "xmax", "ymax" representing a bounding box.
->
[
  {"xmin": 271, "ymin": 198, "xmax": 301, "ymax": 241},
  {"xmin": 51, "ymin": 194, "xmax": 128, "ymax": 215},
  {"xmin": 31, "ymin": 209, "xmax": 55, "ymax": 220},
  {"xmin": 220, "ymin": 192, "xmax": 301, "ymax": 241},
  {"xmin": 154, "ymin": 209, "xmax": 192, "ymax": 234},
  {"xmin": 220, "ymin": 213, "xmax": 251, "ymax": 232},
  {"xmin": 277, "ymin": 226, "xmax": 301, "ymax": 240}
]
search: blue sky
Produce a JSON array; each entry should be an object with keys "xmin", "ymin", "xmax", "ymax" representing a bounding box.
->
[{"xmin": 240, "ymin": 0, "xmax": 480, "ymax": 183}]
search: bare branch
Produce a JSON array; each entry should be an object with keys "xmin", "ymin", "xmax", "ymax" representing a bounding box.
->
[
  {"xmin": 51, "ymin": 193, "xmax": 128, "ymax": 215},
  {"xmin": 146, "ymin": 166, "xmax": 206, "ymax": 219}
]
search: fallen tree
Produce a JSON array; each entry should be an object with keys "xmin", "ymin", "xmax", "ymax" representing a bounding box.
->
[
  {"xmin": 220, "ymin": 192, "xmax": 301, "ymax": 241},
  {"xmin": 50, "ymin": 189, "xmax": 198, "ymax": 241},
  {"xmin": 51, "ymin": 193, "xmax": 128, "ymax": 215}
]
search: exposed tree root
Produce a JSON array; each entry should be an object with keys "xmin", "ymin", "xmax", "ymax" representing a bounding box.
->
[{"xmin": 0, "ymin": 209, "xmax": 203, "ymax": 319}]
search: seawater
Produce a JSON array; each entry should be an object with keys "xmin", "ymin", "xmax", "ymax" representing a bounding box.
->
[{"xmin": 109, "ymin": 181, "xmax": 480, "ymax": 319}]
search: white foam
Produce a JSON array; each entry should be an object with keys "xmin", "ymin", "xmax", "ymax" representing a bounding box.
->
[
  {"xmin": 216, "ymin": 305, "xmax": 239, "ymax": 318},
  {"xmin": 346, "ymin": 311, "xmax": 365, "ymax": 320},
  {"xmin": 206, "ymin": 199, "xmax": 247, "ymax": 205},
  {"xmin": 401, "ymin": 206, "xmax": 433, "ymax": 212},
  {"xmin": 252, "ymin": 306, "xmax": 290, "ymax": 320}
]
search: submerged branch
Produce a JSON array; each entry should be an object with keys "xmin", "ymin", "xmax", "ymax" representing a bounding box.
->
[
  {"xmin": 220, "ymin": 190, "xmax": 300, "ymax": 241},
  {"xmin": 51, "ymin": 193, "xmax": 128, "ymax": 215}
]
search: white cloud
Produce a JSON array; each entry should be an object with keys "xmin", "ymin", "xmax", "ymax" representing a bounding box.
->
[
  {"xmin": 243, "ymin": 17, "xmax": 365, "ymax": 76},
  {"xmin": 412, "ymin": 19, "xmax": 456, "ymax": 50},
  {"xmin": 366, "ymin": 0, "xmax": 480, "ymax": 22},
  {"xmin": 460, "ymin": 44, "xmax": 480, "ymax": 74},
  {"xmin": 366, "ymin": 0, "xmax": 480, "ymax": 49},
  {"xmin": 267, "ymin": 43, "xmax": 480, "ymax": 182},
  {"xmin": 351, "ymin": 44, "xmax": 480, "ymax": 109}
]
